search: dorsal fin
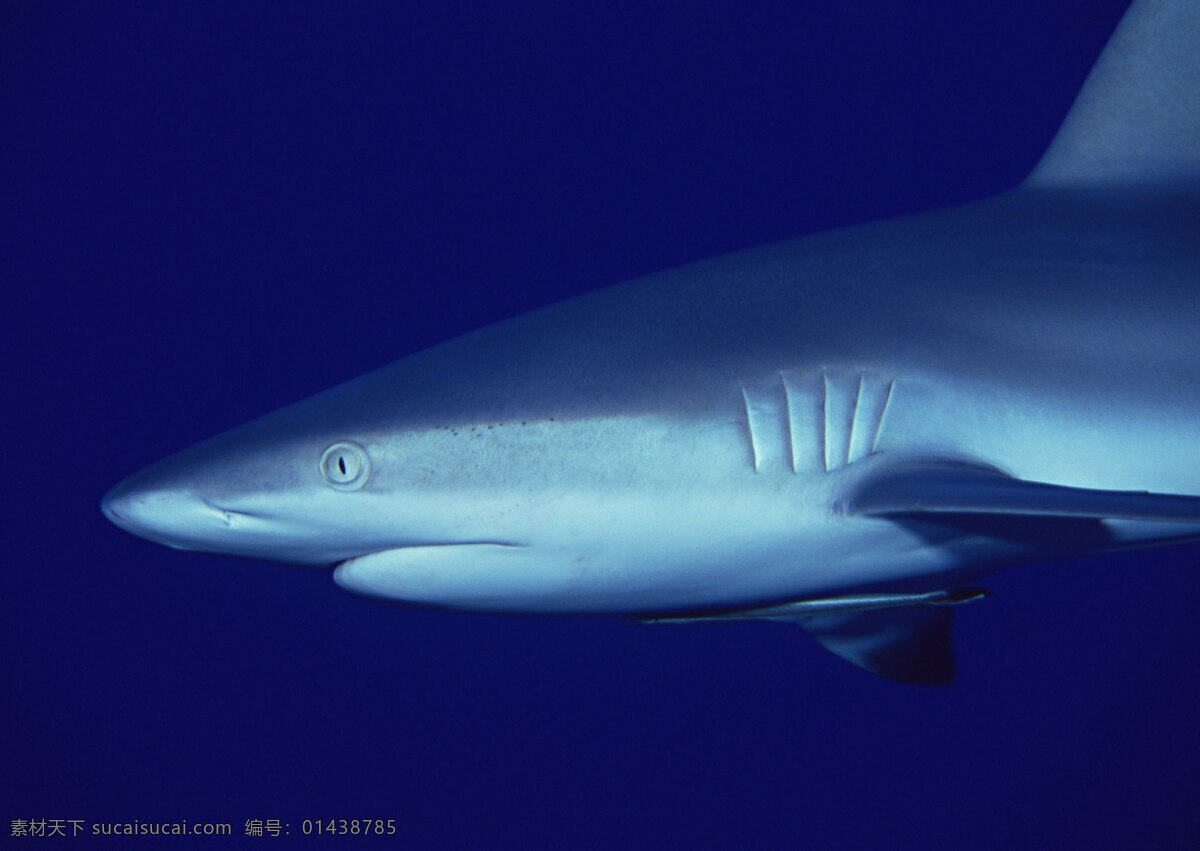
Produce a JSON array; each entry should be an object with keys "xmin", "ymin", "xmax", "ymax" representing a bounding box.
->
[{"xmin": 1024, "ymin": 0, "xmax": 1200, "ymax": 188}]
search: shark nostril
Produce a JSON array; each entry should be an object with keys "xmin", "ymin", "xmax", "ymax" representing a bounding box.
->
[{"xmin": 201, "ymin": 499, "xmax": 233, "ymax": 527}]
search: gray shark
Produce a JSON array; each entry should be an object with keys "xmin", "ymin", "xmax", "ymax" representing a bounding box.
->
[{"xmin": 102, "ymin": 0, "xmax": 1200, "ymax": 683}]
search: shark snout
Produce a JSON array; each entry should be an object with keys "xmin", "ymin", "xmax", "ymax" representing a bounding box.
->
[{"xmin": 102, "ymin": 479, "xmax": 234, "ymax": 551}]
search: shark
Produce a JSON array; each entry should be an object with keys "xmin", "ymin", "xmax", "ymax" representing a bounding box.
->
[{"xmin": 102, "ymin": 0, "xmax": 1200, "ymax": 683}]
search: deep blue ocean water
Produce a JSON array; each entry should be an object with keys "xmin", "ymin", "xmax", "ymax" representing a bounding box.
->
[{"xmin": 5, "ymin": 0, "xmax": 1199, "ymax": 846}]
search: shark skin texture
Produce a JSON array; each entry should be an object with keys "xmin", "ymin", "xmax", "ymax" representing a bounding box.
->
[{"xmin": 102, "ymin": 0, "xmax": 1200, "ymax": 684}]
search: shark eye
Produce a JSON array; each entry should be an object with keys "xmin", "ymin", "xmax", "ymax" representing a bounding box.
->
[{"xmin": 319, "ymin": 442, "xmax": 371, "ymax": 491}]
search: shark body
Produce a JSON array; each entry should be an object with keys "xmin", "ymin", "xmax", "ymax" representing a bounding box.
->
[{"xmin": 103, "ymin": 0, "xmax": 1200, "ymax": 683}]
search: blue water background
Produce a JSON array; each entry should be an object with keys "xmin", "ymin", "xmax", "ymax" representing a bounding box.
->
[{"xmin": 4, "ymin": 0, "xmax": 1198, "ymax": 846}]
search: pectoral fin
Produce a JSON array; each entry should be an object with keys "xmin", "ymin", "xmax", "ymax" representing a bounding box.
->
[{"xmin": 845, "ymin": 458, "xmax": 1200, "ymax": 523}]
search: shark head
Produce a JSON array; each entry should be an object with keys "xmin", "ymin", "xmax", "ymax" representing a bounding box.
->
[
  {"xmin": 100, "ymin": 319, "xmax": 911, "ymax": 616},
  {"xmin": 100, "ymin": 358, "xmax": 539, "ymax": 568},
  {"xmin": 102, "ymin": 404, "xmax": 392, "ymax": 566}
]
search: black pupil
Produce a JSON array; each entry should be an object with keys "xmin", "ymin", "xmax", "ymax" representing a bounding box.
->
[{"xmin": 338, "ymin": 456, "xmax": 347, "ymax": 475}]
